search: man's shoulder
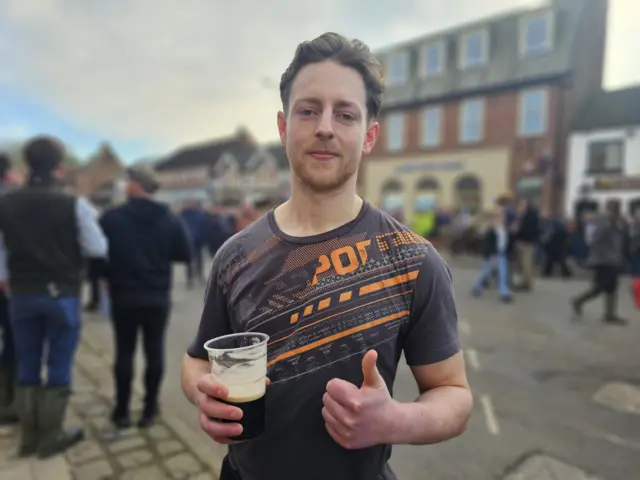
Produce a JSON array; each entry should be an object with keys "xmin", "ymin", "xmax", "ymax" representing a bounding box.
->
[{"xmin": 212, "ymin": 214, "xmax": 272, "ymax": 262}]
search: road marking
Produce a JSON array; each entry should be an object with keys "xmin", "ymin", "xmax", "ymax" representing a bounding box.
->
[
  {"xmin": 465, "ymin": 348, "xmax": 480, "ymax": 371},
  {"xmin": 459, "ymin": 320, "xmax": 471, "ymax": 336},
  {"xmin": 480, "ymin": 394, "xmax": 500, "ymax": 435}
]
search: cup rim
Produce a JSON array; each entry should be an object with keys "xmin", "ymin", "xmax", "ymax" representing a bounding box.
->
[{"xmin": 203, "ymin": 332, "xmax": 270, "ymax": 354}]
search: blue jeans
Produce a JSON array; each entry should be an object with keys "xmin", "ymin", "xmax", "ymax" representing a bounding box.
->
[
  {"xmin": 473, "ymin": 253, "xmax": 511, "ymax": 298},
  {"xmin": 10, "ymin": 295, "xmax": 81, "ymax": 387}
]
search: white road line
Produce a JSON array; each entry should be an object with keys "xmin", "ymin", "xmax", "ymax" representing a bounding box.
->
[
  {"xmin": 466, "ymin": 348, "xmax": 481, "ymax": 371},
  {"xmin": 480, "ymin": 394, "xmax": 500, "ymax": 435},
  {"xmin": 459, "ymin": 320, "xmax": 471, "ymax": 336}
]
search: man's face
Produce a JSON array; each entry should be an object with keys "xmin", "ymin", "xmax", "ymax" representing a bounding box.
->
[{"xmin": 277, "ymin": 60, "xmax": 378, "ymax": 194}]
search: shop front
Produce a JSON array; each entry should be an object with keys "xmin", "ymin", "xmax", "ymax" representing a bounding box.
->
[{"xmin": 364, "ymin": 148, "xmax": 510, "ymax": 224}]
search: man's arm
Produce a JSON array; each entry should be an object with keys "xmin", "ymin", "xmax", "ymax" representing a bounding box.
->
[
  {"xmin": 388, "ymin": 353, "xmax": 472, "ymax": 445},
  {"xmin": 395, "ymin": 247, "xmax": 472, "ymax": 445},
  {"xmin": 182, "ymin": 354, "xmax": 211, "ymax": 405},
  {"xmin": 171, "ymin": 216, "xmax": 193, "ymax": 264},
  {"xmin": 76, "ymin": 197, "xmax": 108, "ymax": 258}
]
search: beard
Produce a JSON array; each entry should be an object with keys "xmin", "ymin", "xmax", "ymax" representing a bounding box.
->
[{"xmin": 292, "ymin": 157, "xmax": 358, "ymax": 194}]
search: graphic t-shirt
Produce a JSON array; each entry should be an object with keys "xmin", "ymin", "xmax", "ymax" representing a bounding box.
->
[{"xmin": 187, "ymin": 202, "xmax": 460, "ymax": 480}]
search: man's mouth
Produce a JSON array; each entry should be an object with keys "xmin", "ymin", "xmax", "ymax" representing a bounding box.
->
[{"xmin": 308, "ymin": 150, "xmax": 337, "ymax": 161}]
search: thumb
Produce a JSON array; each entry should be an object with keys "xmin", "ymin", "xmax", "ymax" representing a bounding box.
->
[{"xmin": 361, "ymin": 350, "xmax": 385, "ymax": 389}]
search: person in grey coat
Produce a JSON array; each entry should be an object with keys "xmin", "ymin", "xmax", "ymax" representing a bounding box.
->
[{"xmin": 571, "ymin": 199, "xmax": 628, "ymax": 324}]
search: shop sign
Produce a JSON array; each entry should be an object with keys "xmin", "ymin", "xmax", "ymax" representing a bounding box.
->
[
  {"xmin": 395, "ymin": 161, "xmax": 464, "ymax": 175},
  {"xmin": 592, "ymin": 175, "xmax": 640, "ymax": 191}
]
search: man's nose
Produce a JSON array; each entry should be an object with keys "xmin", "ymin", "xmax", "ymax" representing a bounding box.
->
[{"xmin": 315, "ymin": 110, "xmax": 334, "ymax": 139}]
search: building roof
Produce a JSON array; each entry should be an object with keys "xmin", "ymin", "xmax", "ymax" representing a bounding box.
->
[
  {"xmin": 155, "ymin": 128, "xmax": 257, "ymax": 172},
  {"xmin": 573, "ymin": 85, "xmax": 640, "ymax": 131},
  {"xmin": 266, "ymin": 144, "xmax": 289, "ymax": 169},
  {"xmin": 376, "ymin": 0, "xmax": 596, "ymax": 110}
]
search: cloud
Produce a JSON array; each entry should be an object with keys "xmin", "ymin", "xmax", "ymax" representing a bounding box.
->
[{"xmin": 1, "ymin": 0, "xmax": 637, "ymax": 154}]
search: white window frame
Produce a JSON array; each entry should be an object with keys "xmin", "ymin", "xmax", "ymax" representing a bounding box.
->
[
  {"xmin": 459, "ymin": 98, "xmax": 485, "ymax": 144},
  {"xmin": 519, "ymin": 88, "xmax": 549, "ymax": 137},
  {"xmin": 458, "ymin": 29, "xmax": 489, "ymax": 69},
  {"xmin": 386, "ymin": 51, "xmax": 409, "ymax": 86},
  {"xmin": 420, "ymin": 107, "xmax": 442, "ymax": 148},
  {"xmin": 520, "ymin": 10, "xmax": 554, "ymax": 57},
  {"xmin": 386, "ymin": 113, "xmax": 405, "ymax": 152},
  {"xmin": 419, "ymin": 41, "xmax": 445, "ymax": 78}
]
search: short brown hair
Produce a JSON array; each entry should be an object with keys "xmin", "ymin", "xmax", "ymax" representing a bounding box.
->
[
  {"xmin": 279, "ymin": 32, "xmax": 385, "ymax": 120},
  {"xmin": 24, "ymin": 136, "xmax": 64, "ymax": 174}
]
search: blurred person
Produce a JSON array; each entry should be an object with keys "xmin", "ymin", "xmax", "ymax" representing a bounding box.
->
[
  {"xmin": 180, "ymin": 199, "xmax": 209, "ymax": 288},
  {"xmin": 0, "ymin": 136, "xmax": 107, "ymax": 457},
  {"xmin": 181, "ymin": 32, "xmax": 471, "ymax": 480},
  {"xmin": 513, "ymin": 198, "xmax": 540, "ymax": 291},
  {"xmin": 628, "ymin": 208, "xmax": 640, "ymax": 308},
  {"xmin": 98, "ymin": 168, "xmax": 191, "ymax": 428},
  {"xmin": 540, "ymin": 211, "xmax": 572, "ymax": 278},
  {"xmin": 571, "ymin": 199, "xmax": 628, "ymax": 324},
  {"xmin": 0, "ymin": 153, "xmax": 18, "ymax": 425},
  {"xmin": 471, "ymin": 208, "xmax": 512, "ymax": 303}
]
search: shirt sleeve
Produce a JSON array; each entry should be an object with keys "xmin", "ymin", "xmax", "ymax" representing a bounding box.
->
[
  {"xmin": 403, "ymin": 247, "xmax": 461, "ymax": 366},
  {"xmin": 75, "ymin": 197, "xmax": 108, "ymax": 258},
  {"xmin": 186, "ymin": 252, "xmax": 233, "ymax": 360}
]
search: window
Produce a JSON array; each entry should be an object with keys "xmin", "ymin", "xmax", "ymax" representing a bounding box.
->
[
  {"xmin": 386, "ymin": 113, "xmax": 405, "ymax": 152},
  {"xmin": 459, "ymin": 30, "xmax": 488, "ymax": 69},
  {"xmin": 387, "ymin": 52, "xmax": 409, "ymax": 86},
  {"xmin": 459, "ymin": 99, "xmax": 485, "ymax": 143},
  {"xmin": 521, "ymin": 11, "xmax": 553, "ymax": 56},
  {"xmin": 587, "ymin": 140, "xmax": 624, "ymax": 173},
  {"xmin": 420, "ymin": 107, "xmax": 442, "ymax": 148},
  {"xmin": 420, "ymin": 42, "xmax": 444, "ymax": 77},
  {"xmin": 519, "ymin": 88, "xmax": 548, "ymax": 136}
]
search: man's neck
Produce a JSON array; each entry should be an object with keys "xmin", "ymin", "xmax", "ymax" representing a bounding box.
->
[{"xmin": 274, "ymin": 179, "xmax": 363, "ymax": 238}]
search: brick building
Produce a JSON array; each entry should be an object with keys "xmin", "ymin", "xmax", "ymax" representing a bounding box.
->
[{"xmin": 362, "ymin": 0, "xmax": 608, "ymax": 220}]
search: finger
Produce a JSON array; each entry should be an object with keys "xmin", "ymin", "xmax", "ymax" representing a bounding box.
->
[
  {"xmin": 266, "ymin": 377, "xmax": 271, "ymax": 387},
  {"xmin": 321, "ymin": 407, "xmax": 351, "ymax": 439},
  {"xmin": 322, "ymin": 393, "xmax": 355, "ymax": 429},
  {"xmin": 198, "ymin": 410, "xmax": 243, "ymax": 442},
  {"xmin": 198, "ymin": 394, "xmax": 243, "ymax": 421},
  {"xmin": 324, "ymin": 418, "xmax": 348, "ymax": 448},
  {"xmin": 197, "ymin": 374, "xmax": 229, "ymax": 399},
  {"xmin": 361, "ymin": 350, "xmax": 384, "ymax": 388},
  {"xmin": 326, "ymin": 378, "xmax": 360, "ymax": 411}
]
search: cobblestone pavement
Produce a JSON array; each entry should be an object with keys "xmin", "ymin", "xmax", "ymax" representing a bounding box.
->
[{"xmin": 0, "ymin": 324, "xmax": 219, "ymax": 480}]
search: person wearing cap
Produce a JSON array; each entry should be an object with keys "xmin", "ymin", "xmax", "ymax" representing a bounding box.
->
[
  {"xmin": 98, "ymin": 167, "xmax": 191, "ymax": 428},
  {"xmin": 0, "ymin": 136, "xmax": 108, "ymax": 458}
]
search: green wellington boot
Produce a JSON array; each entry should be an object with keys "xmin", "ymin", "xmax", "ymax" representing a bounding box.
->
[
  {"xmin": 37, "ymin": 386, "xmax": 85, "ymax": 459},
  {"xmin": 14, "ymin": 385, "xmax": 40, "ymax": 456}
]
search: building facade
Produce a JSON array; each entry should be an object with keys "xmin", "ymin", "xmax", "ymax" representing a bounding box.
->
[
  {"xmin": 154, "ymin": 128, "xmax": 289, "ymax": 209},
  {"xmin": 565, "ymin": 86, "xmax": 640, "ymax": 218},
  {"xmin": 363, "ymin": 0, "xmax": 608, "ymax": 221}
]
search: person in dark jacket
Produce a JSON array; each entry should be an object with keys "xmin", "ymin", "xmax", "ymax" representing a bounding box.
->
[
  {"xmin": 571, "ymin": 199, "xmax": 627, "ymax": 324},
  {"xmin": 99, "ymin": 168, "xmax": 191, "ymax": 428},
  {"xmin": 514, "ymin": 199, "xmax": 540, "ymax": 291},
  {"xmin": 0, "ymin": 153, "xmax": 18, "ymax": 426},
  {"xmin": 0, "ymin": 137, "xmax": 107, "ymax": 458},
  {"xmin": 180, "ymin": 199, "xmax": 209, "ymax": 288},
  {"xmin": 471, "ymin": 208, "xmax": 513, "ymax": 302}
]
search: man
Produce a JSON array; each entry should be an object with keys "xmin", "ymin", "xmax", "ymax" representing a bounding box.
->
[
  {"xmin": 0, "ymin": 153, "xmax": 18, "ymax": 425},
  {"xmin": 0, "ymin": 136, "xmax": 107, "ymax": 457},
  {"xmin": 181, "ymin": 33, "xmax": 472, "ymax": 480},
  {"xmin": 572, "ymin": 199, "xmax": 628, "ymax": 324},
  {"xmin": 180, "ymin": 199, "xmax": 209, "ymax": 287},
  {"xmin": 99, "ymin": 168, "xmax": 191, "ymax": 428},
  {"xmin": 513, "ymin": 198, "xmax": 540, "ymax": 291}
]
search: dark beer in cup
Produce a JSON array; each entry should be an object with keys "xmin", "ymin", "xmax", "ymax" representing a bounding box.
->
[{"xmin": 204, "ymin": 332, "xmax": 269, "ymax": 441}]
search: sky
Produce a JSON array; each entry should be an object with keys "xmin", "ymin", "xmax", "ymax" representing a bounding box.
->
[{"xmin": 0, "ymin": 0, "xmax": 637, "ymax": 163}]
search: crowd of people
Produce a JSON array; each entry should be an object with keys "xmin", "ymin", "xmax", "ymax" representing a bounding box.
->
[{"xmin": 0, "ymin": 137, "xmax": 240, "ymax": 458}]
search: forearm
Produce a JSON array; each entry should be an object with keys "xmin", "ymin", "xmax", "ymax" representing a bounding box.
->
[
  {"xmin": 389, "ymin": 385, "xmax": 473, "ymax": 445},
  {"xmin": 181, "ymin": 354, "xmax": 210, "ymax": 405}
]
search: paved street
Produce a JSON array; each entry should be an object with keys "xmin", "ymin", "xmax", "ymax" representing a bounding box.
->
[{"xmin": 3, "ymin": 261, "xmax": 637, "ymax": 479}]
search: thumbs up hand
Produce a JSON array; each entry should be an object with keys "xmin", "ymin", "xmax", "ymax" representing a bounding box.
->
[{"xmin": 322, "ymin": 350, "xmax": 398, "ymax": 449}]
